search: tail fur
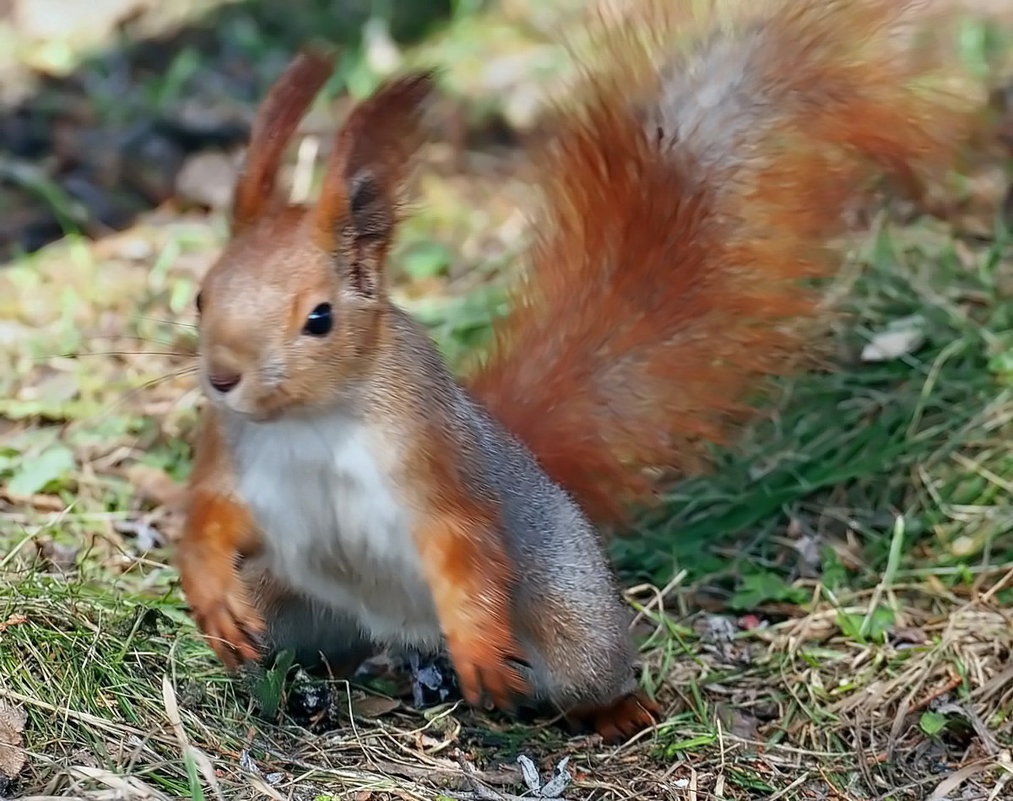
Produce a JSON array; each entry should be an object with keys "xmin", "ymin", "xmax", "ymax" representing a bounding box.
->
[{"xmin": 466, "ymin": 0, "xmax": 970, "ymax": 524}]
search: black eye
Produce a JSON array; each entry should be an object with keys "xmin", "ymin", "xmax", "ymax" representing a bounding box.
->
[
  {"xmin": 303, "ymin": 303, "xmax": 333, "ymax": 336},
  {"xmin": 195, "ymin": 291, "xmax": 204, "ymax": 314}
]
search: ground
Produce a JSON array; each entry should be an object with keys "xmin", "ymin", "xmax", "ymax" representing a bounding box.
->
[{"xmin": 1, "ymin": 1, "xmax": 1012, "ymax": 799}]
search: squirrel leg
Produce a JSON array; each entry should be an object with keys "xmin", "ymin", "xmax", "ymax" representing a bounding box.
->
[
  {"xmin": 515, "ymin": 595, "xmax": 658, "ymax": 742},
  {"xmin": 412, "ymin": 508, "xmax": 530, "ymax": 711},
  {"xmin": 242, "ymin": 562, "xmax": 374, "ymax": 676},
  {"xmin": 177, "ymin": 491, "xmax": 265, "ymax": 668}
]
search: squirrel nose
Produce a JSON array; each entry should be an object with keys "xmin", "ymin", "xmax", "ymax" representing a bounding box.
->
[{"xmin": 209, "ymin": 370, "xmax": 241, "ymax": 394}]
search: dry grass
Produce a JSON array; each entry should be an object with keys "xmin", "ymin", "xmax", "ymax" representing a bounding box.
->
[{"xmin": 1, "ymin": 1, "xmax": 1012, "ymax": 799}]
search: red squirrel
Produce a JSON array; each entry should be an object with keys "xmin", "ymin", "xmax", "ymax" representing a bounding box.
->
[{"xmin": 174, "ymin": 0, "xmax": 966, "ymax": 741}]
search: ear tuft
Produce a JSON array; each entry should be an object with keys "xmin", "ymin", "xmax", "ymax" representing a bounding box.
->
[
  {"xmin": 348, "ymin": 170, "xmax": 382, "ymax": 218},
  {"xmin": 232, "ymin": 48, "xmax": 336, "ymax": 232},
  {"xmin": 315, "ymin": 71, "xmax": 438, "ymax": 298}
]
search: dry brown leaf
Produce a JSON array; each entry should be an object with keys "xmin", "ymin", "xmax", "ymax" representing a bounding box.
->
[
  {"xmin": 34, "ymin": 539, "xmax": 79, "ymax": 573},
  {"xmin": 0, "ymin": 614, "xmax": 28, "ymax": 633},
  {"xmin": 349, "ymin": 694, "xmax": 400, "ymax": 719},
  {"xmin": 0, "ymin": 702, "xmax": 27, "ymax": 786},
  {"xmin": 125, "ymin": 464, "xmax": 185, "ymax": 510}
]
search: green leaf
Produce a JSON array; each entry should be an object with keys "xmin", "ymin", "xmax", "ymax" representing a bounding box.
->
[
  {"xmin": 663, "ymin": 732, "xmax": 717, "ymax": 756},
  {"xmin": 7, "ymin": 444, "xmax": 75, "ymax": 496},
  {"xmin": 820, "ymin": 546, "xmax": 848, "ymax": 593},
  {"xmin": 838, "ymin": 606, "xmax": 895, "ymax": 644},
  {"xmin": 988, "ymin": 345, "xmax": 1013, "ymax": 381},
  {"xmin": 251, "ymin": 648, "xmax": 295, "ymax": 720},
  {"xmin": 837, "ymin": 612, "xmax": 864, "ymax": 642},
  {"xmin": 864, "ymin": 606, "xmax": 895, "ymax": 643},
  {"xmin": 919, "ymin": 710, "xmax": 948, "ymax": 736},
  {"xmin": 403, "ymin": 241, "xmax": 452, "ymax": 280},
  {"xmin": 730, "ymin": 572, "xmax": 807, "ymax": 610}
]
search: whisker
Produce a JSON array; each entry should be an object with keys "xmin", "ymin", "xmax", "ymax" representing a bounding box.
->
[
  {"xmin": 31, "ymin": 329, "xmax": 195, "ymax": 357},
  {"xmin": 64, "ymin": 367, "xmax": 201, "ymax": 434},
  {"xmin": 109, "ymin": 376, "xmax": 205, "ymax": 470},
  {"xmin": 102, "ymin": 333, "xmax": 194, "ymax": 347},
  {"xmin": 31, "ymin": 351, "xmax": 196, "ymax": 361},
  {"xmin": 130, "ymin": 314, "xmax": 198, "ymax": 330},
  {"xmin": 119, "ymin": 367, "xmax": 200, "ymax": 398}
]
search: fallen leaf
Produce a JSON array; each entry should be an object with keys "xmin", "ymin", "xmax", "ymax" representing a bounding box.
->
[
  {"xmin": 861, "ymin": 316, "xmax": 927, "ymax": 362},
  {"xmin": 694, "ymin": 613, "xmax": 738, "ymax": 643},
  {"xmin": 126, "ymin": 464, "xmax": 184, "ymax": 510},
  {"xmin": 7, "ymin": 443, "xmax": 75, "ymax": 497},
  {"xmin": 349, "ymin": 694, "xmax": 400, "ymax": 718},
  {"xmin": 716, "ymin": 704, "xmax": 761, "ymax": 741},
  {"xmin": 794, "ymin": 532, "xmax": 822, "ymax": 579},
  {"xmin": 539, "ymin": 757, "xmax": 572, "ymax": 799},
  {"xmin": 518, "ymin": 754, "xmax": 540, "ymax": 793},
  {"xmin": 0, "ymin": 702, "xmax": 27, "ymax": 788},
  {"xmin": 113, "ymin": 519, "xmax": 166, "ymax": 551},
  {"xmin": 0, "ymin": 614, "xmax": 28, "ymax": 633},
  {"xmin": 35, "ymin": 539, "xmax": 79, "ymax": 573}
]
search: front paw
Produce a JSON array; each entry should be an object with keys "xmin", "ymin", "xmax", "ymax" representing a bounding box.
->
[
  {"xmin": 180, "ymin": 558, "xmax": 266, "ymax": 669},
  {"xmin": 445, "ymin": 628, "xmax": 530, "ymax": 712}
]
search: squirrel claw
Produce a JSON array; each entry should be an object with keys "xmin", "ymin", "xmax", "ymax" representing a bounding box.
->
[
  {"xmin": 186, "ymin": 577, "xmax": 266, "ymax": 669},
  {"xmin": 565, "ymin": 692, "xmax": 659, "ymax": 744},
  {"xmin": 449, "ymin": 637, "xmax": 530, "ymax": 714},
  {"xmin": 458, "ymin": 660, "xmax": 527, "ymax": 713},
  {"xmin": 195, "ymin": 601, "xmax": 265, "ymax": 669}
]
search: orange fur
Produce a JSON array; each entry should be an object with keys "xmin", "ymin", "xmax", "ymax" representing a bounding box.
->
[
  {"xmin": 413, "ymin": 509, "xmax": 528, "ymax": 709},
  {"xmin": 467, "ymin": 0, "xmax": 969, "ymax": 524},
  {"xmin": 397, "ymin": 419, "xmax": 530, "ymax": 710},
  {"xmin": 176, "ymin": 411, "xmax": 264, "ymax": 668},
  {"xmin": 565, "ymin": 692, "xmax": 660, "ymax": 743}
]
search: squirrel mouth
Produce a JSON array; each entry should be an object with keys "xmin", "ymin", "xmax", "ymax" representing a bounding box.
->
[
  {"xmin": 200, "ymin": 379, "xmax": 282, "ymax": 424},
  {"xmin": 226, "ymin": 403, "xmax": 283, "ymax": 425}
]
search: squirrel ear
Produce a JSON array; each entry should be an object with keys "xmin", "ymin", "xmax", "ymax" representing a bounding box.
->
[
  {"xmin": 314, "ymin": 71, "xmax": 436, "ymax": 299},
  {"xmin": 232, "ymin": 49, "xmax": 335, "ymax": 232}
]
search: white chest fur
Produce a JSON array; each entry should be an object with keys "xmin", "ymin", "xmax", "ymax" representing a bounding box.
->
[{"xmin": 228, "ymin": 410, "xmax": 441, "ymax": 648}]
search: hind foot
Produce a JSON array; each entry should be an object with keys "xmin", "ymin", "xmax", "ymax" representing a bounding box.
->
[{"xmin": 564, "ymin": 691, "xmax": 659, "ymax": 743}]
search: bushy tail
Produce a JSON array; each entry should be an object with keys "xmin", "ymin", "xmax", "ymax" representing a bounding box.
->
[{"xmin": 466, "ymin": 0, "xmax": 971, "ymax": 524}]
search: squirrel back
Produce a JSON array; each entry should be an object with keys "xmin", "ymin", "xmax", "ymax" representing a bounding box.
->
[{"xmin": 467, "ymin": 0, "xmax": 969, "ymax": 523}]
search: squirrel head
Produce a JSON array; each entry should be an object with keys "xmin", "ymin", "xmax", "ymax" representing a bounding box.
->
[{"xmin": 194, "ymin": 51, "xmax": 435, "ymax": 421}]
